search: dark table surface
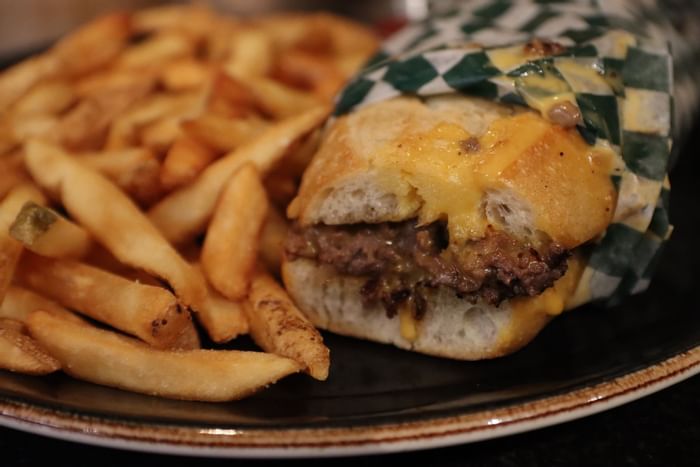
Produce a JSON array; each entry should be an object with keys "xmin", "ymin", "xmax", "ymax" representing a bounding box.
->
[{"xmin": 2, "ymin": 373, "xmax": 700, "ymax": 466}]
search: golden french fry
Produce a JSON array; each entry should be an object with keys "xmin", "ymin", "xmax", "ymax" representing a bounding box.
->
[
  {"xmin": 10, "ymin": 114, "xmax": 58, "ymax": 142},
  {"xmin": 51, "ymin": 12, "xmax": 132, "ymax": 77},
  {"xmin": 17, "ymin": 253, "xmax": 191, "ymax": 350},
  {"xmin": 54, "ymin": 78, "xmax": 155, "ymax": 151},
  {"xmin": 9, "ymin": 201, "xmax": 92, "ymax": 259},
  {"xmin": 160, "ymin": 135, "xmax": 217, "ymax": 191},
  {"xmin": 0, "ymin": 285, "xmax": 83, "ymax": 324},
  {"xmin": 27, "ymin": 311, "xmax": 300, "ymax": 401},
  {"xmin": 106, "ymin": 91, "xmax": 203, "ymax": 150},
  {"xmin": 259, "ymin": 207, "xmax": 289, "ymax": 274},
  {"xmin": 192, "ymin": 265, "xmax": 249, "ymax": 344},
  {"xmin": 241, "ymin": 76, "xmax": 323, "ymax": 119},
  {"xmin": 247, "ymin": 269, "xmax": 329, "ymax": 380},
  {"xmin": 202, "ymin": 163, "xmax": 268, "ymax": 301},
  {"xmin": 12, "ymin": 81, "xmax": 76, "ymax": 117},
  {"xmin": 148, "ymin": 105, "xmax": 329, "ymax": 244},
  {"xmin": 205, "ymin": 72, "xmax": 259, "ymax": 118},
  {"xmin": 181, "ymin": 114, "xmax": 267, "ymax": 152},
  {"xmin": 160, "ymin": 58, "xmax": 212, "ymax": 92},
  {"xmin": 78, "ymin": 148, "xmax": 162, "ymax": 206},
  {"xmin": 74, "ymin": 68, "xmax": 157, "ymax": 99},
  {"xmin": 139, "ymin": 117, "xmax": 182, "ymax": 153},
  {"xmin": 24, "ymin": 140, "xmax": 208, "ymax": 315},
  {"xmin": 0, "ymin": 54, "xmax": 60, "ymax": 111},
  {"xmin": 0, "ymin": 151, "xmax": 30, "ymax": 198},
  {"xmin": 225, "ymin": 28, "xmax": 274, "ymax": 79},
  {"xmin": 274, "ymin": 49, "xmax": 346, "ymax": 100},
  {"xmin": 0, "ymin": 318, "xmax": 61, "ymax": 375},
  {"xmin": 117, "ymin": 32, "xmax": 195, "ymax": 70},
  {"xmin": 0, "ymin": 184, "xmax": 46, "ymax": 303},
  {"xmin": 132, "ymin": 4, "xmax": 217, "ymax": 38}
]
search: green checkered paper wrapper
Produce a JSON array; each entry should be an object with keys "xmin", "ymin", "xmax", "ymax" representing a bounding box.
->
[{"xmin": 334, "ymin": 0, "xmax": 700, "ymax": 308}]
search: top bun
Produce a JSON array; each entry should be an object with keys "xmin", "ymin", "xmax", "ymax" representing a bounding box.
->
[{"xmin": 288, "ymin": 96, "xmax": 617, "ymax": 250}]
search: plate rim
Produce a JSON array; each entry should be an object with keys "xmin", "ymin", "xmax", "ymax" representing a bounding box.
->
[{"xmin": 1, "ymin": 343, "xmax": 699, "ymax": 458}]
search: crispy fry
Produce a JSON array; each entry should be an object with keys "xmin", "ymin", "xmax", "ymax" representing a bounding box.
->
[
  {"xmin": 51, "ymin": 12, "xmax": 132, "ymax": 77},
  {"xmin": 148, "ymin": 105, "xmax": 329, "ymax": 244},
  {"xmin": 106, "ymin": 91, "xmax": 203, "ymax": 150},
  {"xmin": 247, "ymin": 269, "xmax": 329, "ymax": 380},
  {"xmin": 259, "ymin": 207, "xmax": 289, "ymax": 274},
  {"xmin": 132, "ymin": 4, "xmax": 217, "ymax": 38},
  {"xmin": 206, "ymin": 72, "xmax": 259, "ymax": 118},
  {"xmin": 118, "ymin": 32, "xmax": 195, "ymax": 70},
  {"xmin": 0, "ymin": 318, "xmax": 61, "ymax": 375},
  {"xmin": 241, "ymin": 76, "xmax": 323, "ymax": 119},
  {"xmin": 27, "ymin": 311, "xmax": 300, "ymax": 401},
  {"xmin": 160, "ymin": 135, "xmax": 217, "ymax": 191},
  {"xmin": 10, "ymin": 201, "xmax": 92, "ymax": 259},
  {"xmin": 140, "ymin": 117, "xmax": 182, "ymax": 153},
  {"xmin": 160, "ymin": 58, "xmax": 212, "ymax": 92},
  {"xmin": 0, "ymin": 184, "xmax": 46, "ymax": 303},
  {"xmin": 192, "ymin": 265, "xmax": 249, "ymax": 344},
  {"xmin": 54, "ymin": 78, "xmax": 155, "ymax": 151},
  {"xmin": 78, "ymin": 148, "xmax": 162, "ymax": 205},
  {"xmin": 0, "ymin": 54, "xmax": 60, "ymax": 111},
  {"xmin": 225, "ymin": 28, "xmax": 274, "ymax": 79},
  {"xmin": 12, "ymin": 81, "xmax": 76, "ymax": 117},
  {"xmin": 24, "ymin": 141, "xmax": 208, "ymax": 315},
  {"xmin": 0, "ymin": 285, "xmax": 82, "ymax": 324},
  {"xmin": 17, "ymin": 253, "xmax": 192, "ymax": 350},
  {"xmin": 274, "ymin": 49, "xmax": 346, "ymax": 100},
  {"xmin": 0, "ymin": 152, "xmax": 30, "ymax": 198},
  {"xmin": 181, "ymin": 114, "xmax": 267, "ymax": 152},
  {"xmin": 202, "ymin": 163, "xmax": 268, "ymax": 301}
]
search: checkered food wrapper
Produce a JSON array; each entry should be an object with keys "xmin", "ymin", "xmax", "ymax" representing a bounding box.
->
[{"xmin": 334, "ymin": 0, "xmax": 700, "ymax": 307}]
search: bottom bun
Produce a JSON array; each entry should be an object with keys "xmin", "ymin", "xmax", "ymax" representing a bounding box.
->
[{"xmin": 282, "ymin": 258, "xmax": 555, "ymax": 360}]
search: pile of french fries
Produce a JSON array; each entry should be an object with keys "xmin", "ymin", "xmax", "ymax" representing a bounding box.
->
[{"xmin": 0, "ymin": 4, "xmax": 378, "ymax": 401}]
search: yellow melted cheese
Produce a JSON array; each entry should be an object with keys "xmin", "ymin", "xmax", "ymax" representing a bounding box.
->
[
  {"xmin": 371, "ymin": 112, "xmax": 589, "ymax": 243},
  {"xmin": 497, "ymin": 255, "xmax": 585, "ymax": 349},
  {"xmin": 399, "ymin": 304, "xmax": 419, "ymax": 342}
]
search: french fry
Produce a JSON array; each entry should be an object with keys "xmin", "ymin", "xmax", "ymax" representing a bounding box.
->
[
  {"xmin": 139, "ymin": 117, "xmax": 182, "ymax": 153},
  {"xmin": 11, "ymin": 114, "xmax": 58, "ymax": 142},
  {"xmin": 51, "ymin": 12, "xmax": 132, "ymax": 77},
  {"xmin": 241, "ymin": 76, "xmax": 324, "ymax": 119},
  {"xmin": 181, "ymin": 114, "xmax": 267, "ymax": 152},
  {"xmin": 259, "ymin": 207, "xmax": 289, "ymax": 274},
  {"xmin": 9, "ymin": 201, "xmax": 92, "ymax": 259},
  {"xmin": 132, "ymin": 4, "xmax": 217, "ymax": 39},
  {"xmin": 0, "ymin": 184, "xmax": 46, "ymax": 303},
  {"xmin": 247, "ymin": 269, "xmax": 330, "ymax": 380},
  {"xmin": 274, "ymin": 49, "xmax": 346, "ymax": 100},
  {"xmin": 160, "ymin": 135, "xmax": 217, "ymax": 191},
  {"xmin": 0, "ymin": 54, "xmax": 60, "ymax": 111},
  {"xmin": 117, "ymin": 32, "xmax": 195, "ymax": 70},
  {"xmin": 0, "ymin": 151, "xmax": 30, "ymax": 199},
  {"xmin": 202, "ymin": 163, "xmax": 268, "ymax": 301},
  {"xmin": 0, "ymin": 318, "xmax": 61, "ymax": 375},
  {"xmin": 54, "ymin": 78, "xmax": 154, "ymax": 151},
  {"xmin": 27, "ymin": 311, "xmax": 301, "ymax": 401},
  {"xmin": 192, "ymin": 265, "xmax": 249, "ymax": 344},
  {"xmin": 148, "ymin": 105, "xmax": 329, "ymax": 244},
  {"xmin": 205, "ymin": 72, "xmax": 259, "ymax": 118},
  {"xmin": 78, "ymin": 147, "xmax": 162, "ymax": 205},
  {"xmin": 16, "ymin": 253, "xmax": 192, "ymax": 350},
  {"xmin": 24, "ymin": 140, "xmax": 208, "ymax": 315},
  {"xmin": 225, "ymin": 28, "xmax": 274, "ymax": 79},
  {"xmin": 105, "ymin": 91, "xmax": 203, "ymax": 150},
  {"xmin": 0, "ymin": 285, "xmax": 83, "ymax": 324},
  {"xmin": 11, "ymin": 81, "xmax": 76, "ymax": 117},
  {"xmin": 160, "ymin": 58, "xmax": 212, "ymax": 92}
]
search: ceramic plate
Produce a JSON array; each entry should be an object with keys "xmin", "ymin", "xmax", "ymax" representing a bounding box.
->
[{"xmin": 0, "ymin": 66, "xmax": 699, "ymax": 459}]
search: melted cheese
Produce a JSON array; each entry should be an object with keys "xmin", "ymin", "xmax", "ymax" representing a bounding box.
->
[
  {"xmin": 498, "ymin": 255, "xmax": 585, "ymax": 348},
  {"xmin": 371, "ymin": 112, "xmax": 608, "ymax": 244},
  {"xmin": 399, "ymin": 304, "xmax": 418, "ymax": 342}
]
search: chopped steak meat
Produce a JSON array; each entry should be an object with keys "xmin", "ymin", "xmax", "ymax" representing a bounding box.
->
[{"xmin": 285, "ymin": 220, "xmax": 569, "ymax": 318}]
